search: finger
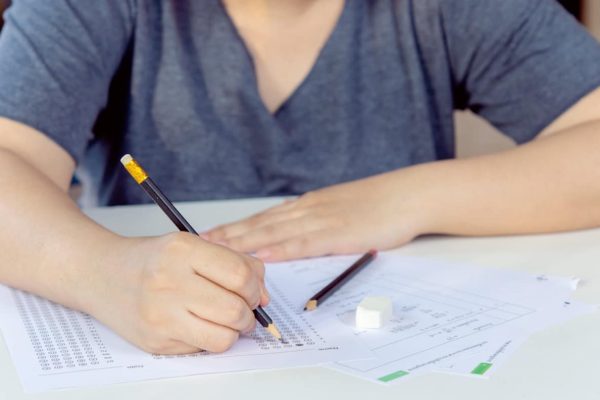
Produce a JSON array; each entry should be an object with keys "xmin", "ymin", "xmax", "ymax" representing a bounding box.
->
[
  {"xmin": 241, "ymin": 254, "xmax": 269, "ymax": 305},
  {"xmin": 183, "ymin": 274, "xmax": 256, "ymax": 332},
  {"xmin": 175, "ymin": 311, "xmax": 241, "ymax": 353},
  {"xmin": 225, "ymin": 215, "xmax": 327, "ymax": 253},
  {"xmin": 143, "ymin": 339, "xmax": 201, "ymax": 355},
  {"xmin": 242, "ymin": 254, "xmax": 265, "ymax": 280},
  {"xmin": 240, "ymin": 254, "xmax": 270, "ymax": 304},
  {"xmin": 256, "ymin": 197, "xmax": 299, "ymax": 215},
  {"xmin": 187, "ymin": 244, "xmax": 263, "ymax": 308},
  {"xmin": 259, "ymin": 287, "xmax": 270, "ymax": 307},
  {"xmin": 204, "ymin": 201, "xmax": 304, "ymax": 242},
  {"xmin": 256, "ymin": 230, "xmax": 367, "ymax": 262},
  {"xmin": 204, "ymin": 212, "xmax": 276, "ymax": 242}
]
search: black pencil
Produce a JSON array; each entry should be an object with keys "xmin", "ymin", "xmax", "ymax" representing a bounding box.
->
[
  {"xmin": 120, "ymin": 154, "xmax": 282, "ymax": 341},
  {"xmin": 304, "ymin": 249, "xmax": 378, "ymax": 311}
]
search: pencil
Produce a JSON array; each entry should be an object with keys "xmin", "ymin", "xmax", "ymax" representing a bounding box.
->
[
  {"xmin": 304, "ymin": 249, "xmax": 378, "ymax": 311},
  {"xmin": 120, "ymin": 154, "xmax": 282, "ymax": 341}
]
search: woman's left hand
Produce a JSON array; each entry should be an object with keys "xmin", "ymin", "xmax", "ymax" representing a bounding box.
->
[{"xmin": 203, "ymin": 171, "xmax": 430, "ymax": 261}]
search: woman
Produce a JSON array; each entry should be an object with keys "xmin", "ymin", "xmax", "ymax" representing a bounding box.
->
[{"xmin": 0, "ymin": 0, "xmax": 599, "ymax": 354}]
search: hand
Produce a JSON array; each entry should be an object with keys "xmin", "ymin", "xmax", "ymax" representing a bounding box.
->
[
  {"xmin": 203, "ymin": 172, "xmax": 428, "ymax": 261},
  {"xmin": 88, "ymin": 232, "xmax": 269, "ymax": 354}
]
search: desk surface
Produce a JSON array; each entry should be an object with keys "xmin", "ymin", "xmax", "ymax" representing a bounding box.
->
[{"xmin": 2, "ymin": 197, "xmax": 600, "ymax": 400}]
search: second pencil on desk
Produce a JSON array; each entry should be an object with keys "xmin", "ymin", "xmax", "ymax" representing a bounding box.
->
[{"xmin": 304, "ymin": 249, "xmax": 378, "ymax": 311}]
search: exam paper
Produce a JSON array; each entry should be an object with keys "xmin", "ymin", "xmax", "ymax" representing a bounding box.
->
[
  {"xmin": 0, "ymin": 274, "xmax": 371, "ymax": 392},
  {"xmin": 435, "ymin": 298, "xmax": 595, "ymax": 378},
  {"xmin": 267, "ymin": 254, "xmax": 594, "ymax": 384},
  {"xmin": 0, "ymin": 252, "xmax": 592, "ymax": 392}
]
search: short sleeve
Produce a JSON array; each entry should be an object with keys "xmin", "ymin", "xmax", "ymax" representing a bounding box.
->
[
  {"xmin": 0, "ymin": 0, "xmax": 135, "ymax": 162},
  {"xmin": 442, "ymin": 0, "xmax": 600, "ymax": 143}
]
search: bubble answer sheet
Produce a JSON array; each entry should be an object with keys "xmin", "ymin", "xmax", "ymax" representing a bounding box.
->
[
  {"xmin": 0, "ymin": 252, "xmax": 594, "ymax": 392},
  {"xmin": 0, "ymin": 269, "xmax": 372, "ymax": 392}
]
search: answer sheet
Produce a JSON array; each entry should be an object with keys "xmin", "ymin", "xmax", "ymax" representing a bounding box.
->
[{"xmin": 0, "ymin": 274, "xmax": 371, "ymax": 392}]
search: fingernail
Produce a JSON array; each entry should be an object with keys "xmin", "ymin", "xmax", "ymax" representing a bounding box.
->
[{"xmin": 256, "ymin": 249, "xmax": 271, "ymax": 261}]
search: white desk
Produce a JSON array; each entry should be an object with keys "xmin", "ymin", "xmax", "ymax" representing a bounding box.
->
[{"xmin": 2, "ymin": 197, "xmax": 600, "ymax": 399}]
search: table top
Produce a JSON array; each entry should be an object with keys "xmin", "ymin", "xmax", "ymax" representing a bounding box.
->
[{"xmin": 2, "ymin": 197, "xmax": 600, "ymax": 400}]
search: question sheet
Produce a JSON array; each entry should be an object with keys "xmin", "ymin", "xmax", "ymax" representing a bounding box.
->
[{"xmin": 266, "ymin": 254, "xmax": 594, "ymax": 384}]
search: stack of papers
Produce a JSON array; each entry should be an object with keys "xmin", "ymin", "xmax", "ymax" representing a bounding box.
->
[
  {"xmin": 0, "ymin": 253, "xmax": 594, "ymax": 392},
  {"xmin": 270, "ymin": 253, "xmax": 593, "ymax": 384}
]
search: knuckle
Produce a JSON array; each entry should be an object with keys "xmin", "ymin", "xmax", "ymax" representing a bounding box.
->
[
  {"xmin": 138, "ymin": 332, "xmax": 172, "ymax": 354},
  {"xmin": 211, "ymin": 330, "xmax": 239, "ymax": 353},
  {"xmin": 141, "ymin": 262, "xmax": 175, "ymax": 292},
  {"xmin": 161, "ymin": 232, "xmax": 193, "ymax": 254},
  {"xmin": 247, "ymin": 215, "xmax": 264, "ymax": 229},
  {"xmin": 299, "ymin": 216, "xmax": 316, "ymax": 231},
  {"xmin": 288, "ymin": 209, "xmax": 307, "ymax": 219},
  {"xmin": 278, "ymin": 237, "xmax": 312, "ymax": 259},
  {"xmin": 208, "ymin": 227, "xmax": 224, "ymax": 240},
  {"xmin": 299, "ymin": 191, "xmax": 318, "ymax": 205},
  {"xmin": 223, "ymin": 236, "xmax": 241, "ymax": 250},
  {"xmin": 323, "ymin": 213, "xmax": 345, "ymax": 229},
  {"xmin": 232, "ymin": 237, "xmax": 252, "ymax": 252},
  {"xmin": 295, "ymin": 236, "xmax": 311, "ymax": 253},
  {"xmin": 230, "ymin": 261, "xmax": 253, "ymax": 292},
  {"xmin": 138, "ymin": 302, "xmax": 167, "ymax": 327},
  {"xmin": 145, "ymin": 341, "xmax": 170, "ymax": 354},
  {"xmin": 243, "ymin": 318, "xmax": 257, "ymax": 334},
  {"xmin": 225, "ymin": 297, "xmax": 250, "ymax": 327},
  {"xmin": 252, "ymin": 258, "xmax": 265, "ymax": 278},
  {"xmin": 248, "ymin": 289, "xmax": 261, "ymax": 310},
  {"xmin": 144, "ymin": 233, "xmax": 196, "ymax": 291},
  {"xmin": 262, "ymin": 223, "xmax": 277, "ymax": 237},
  {"xmin": 189, "ymin": 329, "xmax": 212, "ymax": 351},
  {"xmin": 217, "ymin": 226, "xmax": 233, "ymax": 239}
]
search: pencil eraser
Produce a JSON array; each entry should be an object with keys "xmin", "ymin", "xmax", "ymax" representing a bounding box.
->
[{"xmin": 355, "ymin": 296, "xmax": 392, "ymax": 329}]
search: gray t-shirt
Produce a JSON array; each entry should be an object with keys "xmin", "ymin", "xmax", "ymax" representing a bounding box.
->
[{"xmin": 0, "ymin": 0, "xmax": 599, "ymax": 205}]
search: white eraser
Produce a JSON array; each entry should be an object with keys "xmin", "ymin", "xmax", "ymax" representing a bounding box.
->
[{"xmin": 355, "ymin": 296, "xmax": 393, "ymax": 329}]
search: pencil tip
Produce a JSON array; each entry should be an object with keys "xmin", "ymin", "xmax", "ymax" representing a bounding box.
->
[
  {"xmin": 266, "ymin": 324, "xmax": 282, "ymax": 340},
  {"xmin": 304, "ymin": 300, "xmax": 318, "ymax": 311}
]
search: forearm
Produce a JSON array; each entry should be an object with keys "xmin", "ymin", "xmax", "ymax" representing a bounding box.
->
[
  {"xmin": 0, "ymin": 149, "xmax": 270, "ymax": 354},
  {"xmin": 0, "ymin": 149, "xmax": 126, "ymax": 311},
  {"xmin": 407, "ymin": 119, "xmax": 600, "ymax": 237}
]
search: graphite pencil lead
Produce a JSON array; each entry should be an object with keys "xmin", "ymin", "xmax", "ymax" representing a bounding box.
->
[{"xmin": 266, "ymin": 323, "xmax": 282, "ymax": 341}]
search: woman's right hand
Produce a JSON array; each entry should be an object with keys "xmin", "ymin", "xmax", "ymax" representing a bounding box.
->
[
  {"xmin": 87, "ymin": 232, "xmax": 269, "ymax": 355},
  {"xmin": 0, "ymin": 119, "xmax": 268, "ymax": 355}
]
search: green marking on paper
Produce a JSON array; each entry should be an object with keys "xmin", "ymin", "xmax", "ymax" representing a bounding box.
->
[
  {"xmin": 378, "ymin": 370, "xmax": 409, "ymax": 382},
  {"xmin": 471, "ymin": 362, "xmax": 493, "ymax": 375}
]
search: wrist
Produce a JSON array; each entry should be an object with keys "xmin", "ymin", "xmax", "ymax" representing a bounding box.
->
[
  {"xmin": 384, "ymin": 163, "xmax": 445, "ymax": 238},
  {"xmin": 71, "ymin": 233, "xmax": 140, "ymax": 317}
]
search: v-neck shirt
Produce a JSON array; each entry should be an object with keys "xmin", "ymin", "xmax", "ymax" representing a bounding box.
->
[{"xmin": 1, "ymin": 0, "xmax": 600, "ymax": 205}]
